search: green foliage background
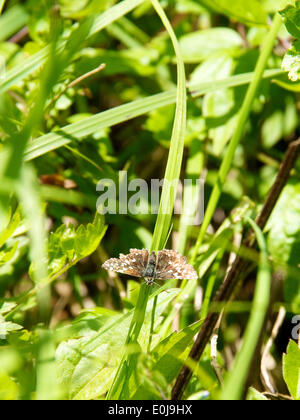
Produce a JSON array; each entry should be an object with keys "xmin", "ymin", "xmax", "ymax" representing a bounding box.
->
[{"xmin": 0, "ymin": 0, "xmax": 300, "ymax": 400}]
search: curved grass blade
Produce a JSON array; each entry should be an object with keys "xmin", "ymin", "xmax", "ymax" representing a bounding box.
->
[{"xmin": 107, "ymin": 0, "xmax": 187, "ymax": 400}]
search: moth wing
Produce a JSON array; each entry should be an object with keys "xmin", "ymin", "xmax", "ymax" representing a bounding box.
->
[
  {"xmin": 155, "ymin": 249, "xmax": 197, "ymax": 280},
  {"xmin": 102, "ymin": 248, "xmax": 149, "ymax": 277}
]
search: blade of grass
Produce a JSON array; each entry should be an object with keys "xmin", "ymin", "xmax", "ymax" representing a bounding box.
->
[
  {"xmin": 107, "ymin": 0, "xmax": 187, "ymax": 399},
  {"xmin": 0, "ymin": 0, "xmax": 5, "ymax": 15},
  {"xmin": 220, "ymin": 216, "xmax": 271, "ymax": 400},
  {"xmin": 0, "ymin": 0, "xmax": 145, "ymax": 94},
  {"xmin": 191, "ymin": 13, "xmax": 282, "ymax": 263},
  {"xmin": 24, "ymin": 69, "xmax": 284, "ymax": 162}
]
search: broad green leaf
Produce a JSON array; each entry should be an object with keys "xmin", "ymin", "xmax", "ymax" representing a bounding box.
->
[
  {"xmin": 266, "ymin": 181, "xmax": 300, "ymax": 304},
  {"xmin": 56, "ymin": 308, "xmax": 121, "ymax": 340},
  {"xmin": 280, "ymin": 3, "xmax": 300, "ymax": 81},
  {"xmin": 198, "ymin": 0, "xmax": 267, "ymax": 27},
  {"xmin": 280, "ymin": 2, "xmax": 300, "ymax": 38},
  {"xmin": 0, "ymin": 314, "xmax": 23, "ymax": 338},
  {"xmin": 189, "ymin": 52, "xmax": 234, "ymax": 85},
  {"xmin": 56, "ymin": 289, "xmax": 179, "ymax": 400},
  {"xmin": 179, "ymin": 28, "xmax": 243, "ymax": 63},
  {"xmin": 283, "ymin": 340, "xmax": 300, "ymax": 400},
  {"xmin": 261, "ymin": 95, "xmax": 298, "ymax": 147}
]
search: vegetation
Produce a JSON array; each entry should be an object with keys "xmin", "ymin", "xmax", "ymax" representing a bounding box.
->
[{"xmin": 0, "ymin": 0, "xmax": 300, "ymax": 401}]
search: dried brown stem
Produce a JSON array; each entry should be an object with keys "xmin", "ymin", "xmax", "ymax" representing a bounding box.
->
[{"xmin": 171, "ymin": 139, "xmax": 300, "ymax": 400}]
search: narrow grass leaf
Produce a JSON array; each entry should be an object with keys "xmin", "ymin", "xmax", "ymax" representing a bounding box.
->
[{"xmin": 24, "ymin": 69, "xmax": 284, "ymax": 162}]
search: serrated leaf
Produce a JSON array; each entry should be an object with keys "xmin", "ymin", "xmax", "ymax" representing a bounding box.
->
[
  {"xmin": 283, "ymin": 340, "xmax": 300, "ymax": 400},
  {"xmin": 47, "ymin": 214, "xmax": 107, "ymax": 279},
  {"xmin": 280, "ymin": 2, "xmax": 300, "ymax": 39}
]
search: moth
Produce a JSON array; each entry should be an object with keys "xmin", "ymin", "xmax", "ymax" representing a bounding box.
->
[{"xmin": 102, "ymin": 248, "xmax": 198, "ymax": 286}]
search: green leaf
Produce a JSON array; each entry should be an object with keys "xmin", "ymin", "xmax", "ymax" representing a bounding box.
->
[
  {"xmin": 283, "ymin": 340, "xmax": 300, "ymax": 400},
  {"xmin": 0, "ymin": 301, "xmax": 17, "ymax": 315},
  {"xmin": 47, "ymin": 213, "xmax": 107, "ymax": 279},
  {"xmin": 280, "ymin": 2, "xmax": 300, "ymax": 38},
  {"xmin": 198, "ymin": 0, "xmax": 267, "ymax": 27},
  {"xmin": 56, "ymin": 290, "xmax": 179, "ymax": 400},
  {"xmin": 179, "ymin": 28, "xmax": 243, "ymax": 63},
  {"xmin": 0, "ymin": 314, "xmax": 23, "ymax": 338}
]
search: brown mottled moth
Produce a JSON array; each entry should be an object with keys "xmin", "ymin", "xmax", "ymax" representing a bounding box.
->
[{"xmin": 102, "ymin": 248, "xmax": 198, "ymax": 286}]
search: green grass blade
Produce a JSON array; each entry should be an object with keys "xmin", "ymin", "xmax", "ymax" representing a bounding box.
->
[
  {"xmin": 107, "ymin": 0, "xmax": 187, "ymax": 399},
  {"xmin": 24, "ymin": 69, "xmax": 284, "ymax": 162},
  {"xmin": 191, "ymin": 14, "xmax": 283, "ymax": 262},
  {"xmin": 0, "ymin": 0, "xmax": 145, "ymax": 94},
  {"xmin": 0, "ymin": 0, "xmax": 5, "ymax": 15},
  {"xmin": 220, "ymin": 217, "xmax": 271, "ymax": 400},
  {"xmin": 149, "ymin": 0, "xmax": 186, "ymax": 252}
]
